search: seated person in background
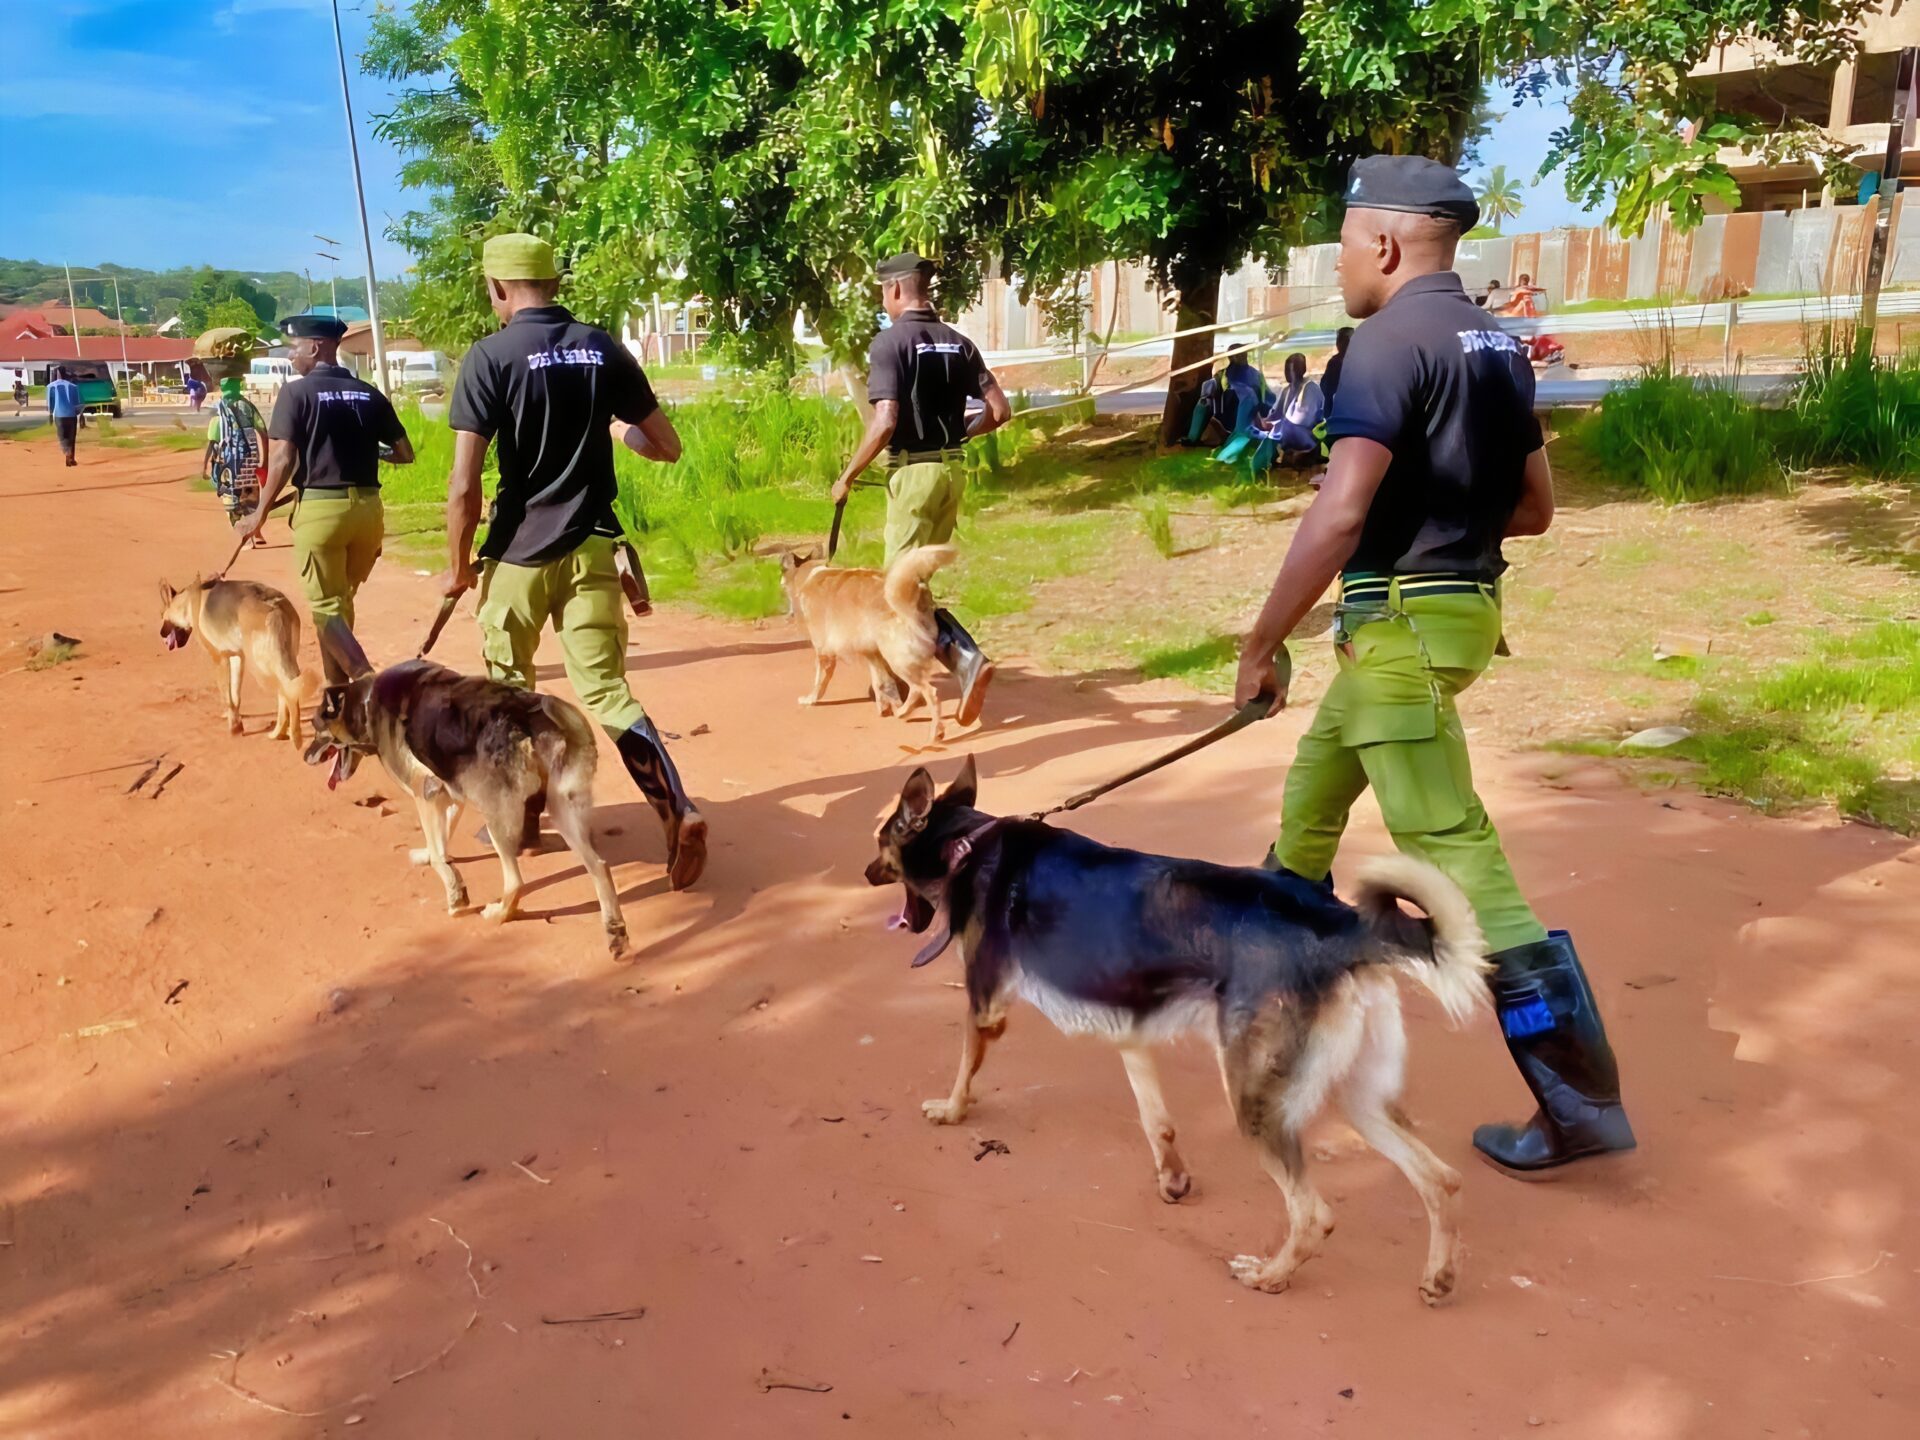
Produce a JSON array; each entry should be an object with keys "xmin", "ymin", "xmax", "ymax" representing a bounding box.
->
[
  {"xmin": 1248, "ymin": 351, "xmax": 1325, "ymax": 462},
  {"xmin": 1319, "ymin": 326, "xmax": 1353, "ymax": 411},
  {"xmin": 1499, "ymin": 273, "xmax": 1545, "ymax": 318},
  {"xmin": 1183, "ymin": 351, "xmax": 1268, "ymax": 445}
]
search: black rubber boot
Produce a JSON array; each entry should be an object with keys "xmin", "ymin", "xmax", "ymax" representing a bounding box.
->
[
  {"xmin": 1258, "ymin": 848, "xmax": 1334, "ymax": 894},
  {"xmin": 1474, "ymin": 931, "xmax": 1636, "ymax": 1174},
  {"xmin": 314, "ymin": 616, "xmax": 373, "ymax": 685},
  {"xmin": 933, "ymin": 609, "xmax": 996, "ymax": 728},
  {"xmin": 615, "ymin": 717, "xmax": 707, "ymax": 891}
]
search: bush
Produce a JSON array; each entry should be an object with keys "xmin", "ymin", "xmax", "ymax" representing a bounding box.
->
[
  {"xmin": 1775, "ymin": 331, "xmax": 1920, "ymax": 478},
  {"xmin": 1582, "ymin": 360, "xmax": 1778, "ymax": 502},
  {"xmin": 1135, "ymin": 492, "xmax": 1176, "ymax": 557}
]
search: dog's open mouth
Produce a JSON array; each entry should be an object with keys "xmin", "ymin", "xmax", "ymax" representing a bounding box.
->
[
  {"xmin": 159, "ymin": 620, "xmax": 188, "ymax": 651},
  {"xmin": 889, "ymin": 888, "xmax": 936, "ymax": 934},
  {"xmin": 303, "ymin": 738, "xmax": 358, "ymax": 791}
]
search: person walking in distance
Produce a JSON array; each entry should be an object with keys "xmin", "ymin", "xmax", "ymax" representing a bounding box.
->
[
  {"xmin": 234, "ymin": 314, "xmax": 415, "ymax": 681},
  {"xmin": 831, "ymin": 251, "xmax": 1011, "ymax": 726},
  {"xmin": 443, "ymin": 232, "xmax": 707, "ymax": 890},
  {"xmin": 1233, "ymin": 156, "xmax": 1635, "ymax": 1175},
  {"xmin": 46, "ymin": 367, "xmax": 82, "ymax": 467}
]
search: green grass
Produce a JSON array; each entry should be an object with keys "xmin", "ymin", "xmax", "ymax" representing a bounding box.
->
[
  {"xmin": 1681, "ymin": 622, "xmax": 1920, "ymax": 830},
  {"xmin": 1580, "ymin": 360, "xmax": 1779, "ymax": 501},
  {"xmin": 85, "ymin": 416, "xmax": 206, "ymax": 452},
  {"xmin": 1135, "ymin": 492, "xmax": 1176, "ymax": 558},
  {"xmin": 1774, "ymin": 334, "xmax": 1920, "ymax": 479},
  {"xmin": 26, "ymin": 639, "xmax": 78, "ymax": 671}
]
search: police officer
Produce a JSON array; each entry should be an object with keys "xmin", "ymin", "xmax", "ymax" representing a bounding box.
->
[
  {"xmin": 832, "ymin": 251, "xmax": 1011, "ymax": 727},
  {"xmin": 442, "ymin": 233, "xmax": 706, "ymax": 891},
  {"xmin": 1232, "ymin": 156, "xmax": 1635, "ymax": 1175},
  {"xmin": 239, "ymin": 314, "xmax": 414, "ymax": 682}
]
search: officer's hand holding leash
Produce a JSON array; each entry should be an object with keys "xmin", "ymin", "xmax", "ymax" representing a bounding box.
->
[{"xmin": 1235, "ymin": 436, "xmax": 1394, "ymax": 718}]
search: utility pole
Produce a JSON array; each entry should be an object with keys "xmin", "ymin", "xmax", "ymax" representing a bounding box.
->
[
  {"xmin": 329, "ymin": 0, "xmax": 387, "ymax": 391},
  {"xmin": 1858, "ymin": 46, "xmax": 1918, "ymax": 359},
  {"xmin": 63, "ymin": 263, "xmax": 82, "ymax": 358},
  {"xmin": 316, "ymin": 249, "xmax": 341, "ymax": 314}
]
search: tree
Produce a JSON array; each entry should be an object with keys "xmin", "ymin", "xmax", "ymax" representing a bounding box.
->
[
  {"xmin": 371, "ymin": 0, "xmax": 1873, "ymax": 434},
  {"xmin": 175, "ymin": 268, "xmax": 277, "ymax": 335},
  {"xmin": 200, "ymin": 297, "xmax": 269, "ymax": 336},
  {"xmin": 1476, "ymin": 165, "xmax": 1525, "ymax": 233}
]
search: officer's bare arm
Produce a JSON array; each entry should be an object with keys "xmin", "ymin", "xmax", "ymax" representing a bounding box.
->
[
  {"xmin": 1234, "ymin": 437, "xmax": 1393, "ymax": 709},
  {"xmin": 965, "ymin": 377, "xmax": 1013, "ymax": 439},
  {"xmin": 443, "ymin": 429, "xmax": 488, "ymax": 594},
  {"xmin": 236, "ymin": 433, "xmax": 298, "ymax": 542},
  {"xmin": 386, "ymin": 433, "xmax": 416, "ymax": 465},
  {"xmin": 1505, "ymin": 448, "xmax": 1554, "ymax": 538},
  {"xmin": 833, "ymin": 400, "xmax": 899, "ymax": 501},
  {"xmin": 612, "ymin": 409, "xmax": 683, "ymax": 464}
]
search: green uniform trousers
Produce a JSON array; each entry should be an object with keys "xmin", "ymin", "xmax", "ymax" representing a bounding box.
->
[
  {"xmin": 1272, "ymin": 580, "xmax": 1548, "ymax": 954},
  {"xmin": 476, "ymin": 534, "xmax": 646, "ymax": 738},
  {"xmin": 291, "ymin": 486, "xmax": 384, "ymax": 683},
  {"xmin": 882, "ymin": 453, "xmax": 966, "ymax": 565}
]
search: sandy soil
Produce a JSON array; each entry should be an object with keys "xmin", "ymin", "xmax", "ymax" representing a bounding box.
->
[{"xmin": 1, "ymin": 434, "xmax": 1916, "ymax": 1439}]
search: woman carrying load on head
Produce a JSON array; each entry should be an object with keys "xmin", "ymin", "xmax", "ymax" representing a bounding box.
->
[{"xmin": 204, "ymin": 376, "xmax": 269, "ymax": 545}]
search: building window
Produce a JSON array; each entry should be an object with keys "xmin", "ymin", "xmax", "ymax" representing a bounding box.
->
[
  {"xmin": 1702, "ymin": 62, "xmax": 1836, "ymax": 126},
  {"xmin": 1850, "ymin": 49, "xmax": 1906, "ymax": 127}
]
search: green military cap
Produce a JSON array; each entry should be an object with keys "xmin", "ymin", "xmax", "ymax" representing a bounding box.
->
[
  {"xmin": 482, "ymin": 232, "xmax": 560, "ymax": 281},
  {"xmin": 876, "ymin": 251, "xmax": 935, "ymax": 281}
]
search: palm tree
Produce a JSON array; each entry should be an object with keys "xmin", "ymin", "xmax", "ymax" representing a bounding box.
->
[{"xmin": 1476, "ymin": 166, "xmax": 1525, "ymax": 234}]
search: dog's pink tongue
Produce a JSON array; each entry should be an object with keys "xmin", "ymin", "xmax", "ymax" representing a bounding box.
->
[{"xmin": 326, "ymin": 748, "xmax": 346, "ymax": 791}]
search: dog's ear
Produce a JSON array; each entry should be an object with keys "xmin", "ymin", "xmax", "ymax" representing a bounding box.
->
[
  {"xmin": 940, "ymin": 753, "xmax": 978, "ymax": 808},
  {"xmin": 781, "ymin": 549, "xmax": 806, "ymax": 572},
  {"xmin": 899, "ymin": 766, "xmax": 936, "ymax": 830},
  {"xmin": 318, "ymin": 685, "xmax": 347, "ymax": 721},
  {"xmin": 159, "ymin": 580, "xmax": 175, "ymax": 604}
]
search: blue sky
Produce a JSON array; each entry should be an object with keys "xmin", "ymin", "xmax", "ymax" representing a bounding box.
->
[
  {"xmin": 0, "ymin": 5, "xmax": 1604, "ymax": 282},
  {"xmin": 0, "ymin": 0, "xmax": 415, "ymax": 280}
]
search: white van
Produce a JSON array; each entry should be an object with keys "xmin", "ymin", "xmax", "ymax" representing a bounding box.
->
[{"xmin": 248, "ymin": 357, "xmax": 296, "ymax": 391}]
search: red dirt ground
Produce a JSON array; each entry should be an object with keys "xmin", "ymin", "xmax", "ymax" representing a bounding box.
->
[{"xmin": 1, "ymin": 434, "xmax": 1916, "ymax": 1439}]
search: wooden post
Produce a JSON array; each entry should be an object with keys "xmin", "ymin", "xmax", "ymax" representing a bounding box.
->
[{"xmin": 1858, "ymin": 46, "xmax": 1918, "ymax": 360}]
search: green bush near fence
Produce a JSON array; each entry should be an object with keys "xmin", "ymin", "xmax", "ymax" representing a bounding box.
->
[
  {"xmin": 1774, "ymin": 334, "xmax": 1920, "ymax": 478},
  {"xmin": 1580, "ymin": 359, "xmax": 1779, "ymax": 501}
]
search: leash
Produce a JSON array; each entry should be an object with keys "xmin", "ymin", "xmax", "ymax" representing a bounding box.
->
[
  {"xmin": 418, "ymin": 592, "xmax": 461, "ymax": 658},
  {"xmin": 1025, "ymin": 675, "xmax": 1283, "ymax": 822},
  {"xmin": 215, "ymin": 491, "xmax": 295, "ymax": 578},
  {"xmin": 825, "ymin": 479, "xmax": 884, "ymax": 561}
]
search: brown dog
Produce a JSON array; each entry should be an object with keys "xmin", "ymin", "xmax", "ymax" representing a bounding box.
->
[
  {"xmin": 158, "ymin": 578, "xmax": 315, "ymax": 746},
  {"xmin": 781, "ymin": 544, "xmax": 956, "ymax": 742}
]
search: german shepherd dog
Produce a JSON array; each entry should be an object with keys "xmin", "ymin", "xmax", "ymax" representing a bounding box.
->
[
  {"xmin": 868, "ymin": 757, "xmax": 1494, "ymax": 1303},
  {"xmin": 303, "ymin": 659, "xmax": 628, "ymax": 957},
  {"xmin": 781, "ymin": 544, "xmax": 956, "ymax": 742},
  {"xmin": 158, "ymin": 578, "xmax": 315, "ymax": 746}
]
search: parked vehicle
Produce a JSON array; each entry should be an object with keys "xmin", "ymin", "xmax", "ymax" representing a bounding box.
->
[{"xmin": 62, "ymin": 360, "xmax": 122, "ymax": 418}]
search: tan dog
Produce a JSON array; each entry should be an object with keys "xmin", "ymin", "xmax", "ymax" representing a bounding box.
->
[
  {"xmin": 781, "ymin": 544, "xmax": 956, "ymax": 742},
  {"xmin": 159, "ymin": 578, "xmax": 315, "ymax": 745}
]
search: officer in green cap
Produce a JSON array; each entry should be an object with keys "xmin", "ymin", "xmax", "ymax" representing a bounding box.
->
[
  {"xmin": 831, "ymin": 251, "xmax": 1012, "ymax": 726},
  {"xmin": 442, "ymin": 232, "xmax": 707, "ymax": 890},
  {"xmin": 1233, "ymin": 155, "xmax": 1635, "ymax": 1176},
  {"xmin": 239, "ymin": 313, "xmax": 414, "ymax": 682}
]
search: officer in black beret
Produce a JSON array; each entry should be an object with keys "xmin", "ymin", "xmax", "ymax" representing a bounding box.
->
[
  {"xmin": 1234, "ymin": 155, "xmax": 1636, "ymax": 1175},
  {"xmin": 831, "ymin": 251, "xmax": 1012, "ymax": 727},
  {"xmin": 239, "ymin": 313, "xmax": 413, "ymax": 681}
]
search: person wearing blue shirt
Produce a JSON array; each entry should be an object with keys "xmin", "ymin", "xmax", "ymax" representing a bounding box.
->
[{"xmin": 46, "ymin": 368, "xmax": 82, "ymax": 468}]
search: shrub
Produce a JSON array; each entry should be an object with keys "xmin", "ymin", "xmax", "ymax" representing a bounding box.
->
[
  {"xmin": 1775, "ymin": 330, "xmax": 1920, "ymax": 478},
  {"xmin": 1582, "ymin": 360, "xmax": 1777, "ymax": 502}
]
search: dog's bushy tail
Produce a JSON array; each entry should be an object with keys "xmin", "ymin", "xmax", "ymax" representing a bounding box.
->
[
  {"xmin": 882, "ymin": 544, "xmax": 958, "ymax": 620},
  {"xmin": 260, "ymin": 600, "xmax": 315, "ymax": 702},
  {"xmin": 1354, "ymin": 854, "xmax": 1492, "ymax": 1028}
]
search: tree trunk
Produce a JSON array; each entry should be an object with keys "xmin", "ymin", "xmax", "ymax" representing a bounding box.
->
[{"xmin": 1158, "ymin": 269, "xmax": 1222, "ymax": 448}]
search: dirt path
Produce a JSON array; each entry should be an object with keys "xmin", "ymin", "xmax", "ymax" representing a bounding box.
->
[{"xmin": 1, "ymin": 435, "xmax": 1915, "ymax": 1438}]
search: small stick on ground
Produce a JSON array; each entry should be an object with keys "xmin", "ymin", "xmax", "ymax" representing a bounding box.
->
[
  {"xmin": 512, "ymin": 1160, "xmax": 553, "ymax": 1186},
  {"xmin": 541, "ymin": 1307, "xmax": 648, "ymax": 1326},
  {"xmin": 1002, "ymin": 1321, "xmax": 1020, "ymax": 1347},
  {"xmin": 148, "ymin": 761, "xmax": 185, "ymax": 799},
  {"xmin": 124, "ymin": 757, "xmax": 164, "ymax": 795}
]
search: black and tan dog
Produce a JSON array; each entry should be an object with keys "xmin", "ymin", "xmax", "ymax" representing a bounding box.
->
[
  {"xmin": 868, "ymin": 756, "xmax": 1493, "ymax": 1303},
  {"xmin": 305, "ymin": 659, "xmax": 628, "ymax": 957}
]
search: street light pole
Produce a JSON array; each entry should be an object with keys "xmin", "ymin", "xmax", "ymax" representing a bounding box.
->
[
  {"xmin": 328, "ymin": 0, "xmax": 387, "ymax": 391},
  {"xmin": 316, "ymin": 251, "xmax": 341, "ymax": 315}
]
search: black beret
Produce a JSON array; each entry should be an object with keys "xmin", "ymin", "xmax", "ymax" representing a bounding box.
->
[
  {"xmin": 1343, "ymin": 155, "xmax": 1480, "ymax": 232},
  {"xmin": 279, "ymin": 313, "xmax": 349, "ymax": 340},
  {"xmin": 875, "ymin": 251, "xmax": 935, "ymax": 281}
]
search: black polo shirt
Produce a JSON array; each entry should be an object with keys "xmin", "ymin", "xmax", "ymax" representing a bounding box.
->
[
  {"xmin": 1325, "ymin": 272, "xmax": 1541, "ymax": 576},
  {"xmin": 867, "ymin": 308, "xmax": 993, "ymax": 454},
  {"xmin": 267, "ymin": 363, "xmax": 407, "ymax": 491},
  {"xmin": 449, "ymin": 305, "xmax": 659, "ymax": 566}
]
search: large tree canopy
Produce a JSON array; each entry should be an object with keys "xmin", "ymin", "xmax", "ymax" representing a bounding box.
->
[{"xmin": 371, "ymin": 0, "xmax": 1875, "ymax": 400}]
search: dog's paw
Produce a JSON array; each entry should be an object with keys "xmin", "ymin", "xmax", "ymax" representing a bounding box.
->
[
  {"xmin": 606, "ymin": 921, "xmax": 630, "ymax": 959},
  {"xmin": 481, "ymin": 901, "xmax": 514, "ymax": 924},
  {"xmin": 227, "ymin": 718, "xmax": 245, "ymax": 736},
  {"xmin": 797, "ymin": 695, "xmax": 816, "ymax": 706},
  {"xmin": 921, "ymin": 1098, "xmax": 966, "ymax": 1125},
  {"xmin": 1419, "ymin": 1265, "xmax": 1457, "ymax": 1307},
  {"xmin": 1157, "ymin": 1169, "xmax": 1193, "ymax": 1204},
  {"xmin": 1228, "ymin": 1254, "xmax": 1294, "ymax": 1294}
]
